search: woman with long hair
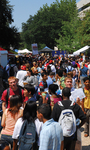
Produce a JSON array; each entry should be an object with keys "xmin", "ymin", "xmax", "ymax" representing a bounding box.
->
[
  {"xmin": 48, "ymin": 84, "xmax": 62, "ymax": 111},
  {"xmin": 1, "ymin": 95, "xmax": 23, "ymax": 149},
  {"xmin": 12, "ymin": 101, "xmax": 43, "ymax": 150}
]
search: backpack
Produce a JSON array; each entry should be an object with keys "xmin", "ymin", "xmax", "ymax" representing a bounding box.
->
[
  {"xmin": 58, "ymin": 101, "xmax": 76, "ymax": 137},
  {"xmin": 19, "ymin": 120, "xmax": 36, "ymax": 150},
  {"xmin": 67, "ymin": 66, "xmax": 72, "ymax": 73},
  {"xmin": 9, "ymin": 65, "xmax": 15, "ymax": 76},
  {"xmin": 6, "ymin": 87, "xmax": 22, "ymax": 107}
]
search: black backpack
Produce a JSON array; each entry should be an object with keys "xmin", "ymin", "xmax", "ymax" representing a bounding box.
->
[
  {"xmin": 0, "ymin": 87, "xmax": 22, "ymax": 116},
  {"xmin": 6, "ymin": 87, "xmax": 22, "ymax": 106},
  {"xmin": 19, "ymin": 120, "xmax": 36, "ymax": 150}
]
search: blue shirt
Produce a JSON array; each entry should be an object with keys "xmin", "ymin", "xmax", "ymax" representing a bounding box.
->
[
  {"xmin": 46, "ymin": 76, "xmax": 53, "ymax": 88},
  {"xmin": 39, "ymin": 118, "xmax": 63, "ymax": 150},
  {"xmin": 80, "ymin": 66, "xmax": 88, "ymax": 77}
]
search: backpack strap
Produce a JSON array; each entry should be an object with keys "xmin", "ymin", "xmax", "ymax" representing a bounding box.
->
[
  {"xmin": 58, "ymin": 100, "xmax": 76, "ymax": 110},
  {"xmin": 18, "ymin": 87, "xmax": 22, "ymax": 103},
  {"xmin": 6, "ymin": 87, "xmax": 22, "ymax": 107},
  {"xmin": 6, "ymin": 88, "xmax": 9, "ymax": 107},
  {"xmin": 58, "ymin": 101, "xmax": 65, "ymax": 110},
  {"xmin": 69, "ymin": 101, "xmax": 76, "ymax": 110}
]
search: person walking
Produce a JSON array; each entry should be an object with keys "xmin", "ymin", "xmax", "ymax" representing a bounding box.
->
[
  {"xmin": 37, "ymin": 104, "xmax": 64, "ymax": 150},
  {"xmin": 52, "ymin": 87, "xmax": 86, "ymax": 150}
]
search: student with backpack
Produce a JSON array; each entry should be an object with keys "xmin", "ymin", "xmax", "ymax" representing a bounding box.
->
[
  {"xmin": 1, "ymin": 76, "xmax": 26, "ymax": 112},
  {"xmin": 37, "ymin": 104, "xmax": 64, "ymax": 150},
  {"xmin": 0, "ymin": 95, "xmax": 23, "ymax": 149},
  {"xmin": 52, "ymin": 87, "xmax": 86, "ymax": 150},
  {"xmin": 12, "ymin": 101, "xmax": 43, "ymax": 150}
]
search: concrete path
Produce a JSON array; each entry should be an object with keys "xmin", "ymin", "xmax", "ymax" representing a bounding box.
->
[{"xmin": 81, "ymin": 126, "xmax": 90, "ymax": 150}]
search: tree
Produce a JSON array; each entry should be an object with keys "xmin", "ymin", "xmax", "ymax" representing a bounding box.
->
[
  {"xmin": 0, "ymin": 0, "xmax": 21, "ymax": 49},
  {"xmin": 77, "ymin": 10, "xmax": 90, "ymax": 47},
  {"xmin": 56, "ymin": 8, "xmax": 90, "ymax": 53},
  {"xmin": 21, "ymin": 0, "xmax": 78, "ymax": 50}
]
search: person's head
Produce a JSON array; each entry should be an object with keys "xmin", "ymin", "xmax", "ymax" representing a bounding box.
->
[
  {"xmin": 39, "ymin": 62, "xmax": 42, "ymax": 68},
  {"xmin": 9, "ymin": 95, "xmax": 22, "ymax": 114},
  {"xmin": 37, "ymin": 104, "xmax": 51, "ymax": 122},
  {"xmin": 83, "ymin": 77, "xmax": 90, "ymax": 89},
  {"xmin": 57, "ymin": 69, "xmax": 63, "ymax": 77},
  {"xmin": 33, "ymin": 62, "xmax": 36, "ymax": 67},
  {"xmin": 63, "ymin": 68, "xmax": 67, "ymax": 76},
  {"xmin": 64, "ymin": 77, "xmax": 72, "ymax": 89},
  {"xmin": 24, "ymin": 84, "xmax": 35, "ymax": 97},
  {"xmin": 72, "ymin": 69, "xmax": 76, "ymax": 77},
  {"xmin": 49, "ymin": 72, "xmax": 55, "ymax": 79},
  {"xmin": 27, "ymin": 69, "xmax": 32, "ymax": 77},
  {"xmin": 62, "ymin": 87, "xmax": 71, "ymax": 99},
  {"xmin": 23, "ymin": 101, "xmax": 37, "ymax": 123},
  {"xmin": 67, "ymin": 71, "xmax": 73, "ymax": 78},
  {"xmin": 41, "ymin": 72, "xmax": 47, "ymax": 82},
  {"xmin": 49, "ymin": 84, "xmax": 59, "ymax": 94},
  {"xmin": 8, "ymin": 76, "xmax": 17, "ymax": 90},
  {"xmin": 25, "ymin": 63, "xmax": 30, "ymax": 71}
]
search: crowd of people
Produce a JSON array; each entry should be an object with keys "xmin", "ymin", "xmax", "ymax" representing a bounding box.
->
[{"xmin": 0, "ymin": 53, "xmax": 90, "ymax": 150}]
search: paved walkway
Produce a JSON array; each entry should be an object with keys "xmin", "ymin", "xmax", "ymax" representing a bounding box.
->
[{"xmin": 81, "ymin": 126, "xmax": 90, "ymax": 150}]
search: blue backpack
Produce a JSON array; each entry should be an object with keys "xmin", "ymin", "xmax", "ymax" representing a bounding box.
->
[
  {"xmin": 19, "ymin": 120, "xmax": 36, "ymax": 150},
  {"xmin": 67, "ymin": 66, "xmax": 72, "ymax": 73}
]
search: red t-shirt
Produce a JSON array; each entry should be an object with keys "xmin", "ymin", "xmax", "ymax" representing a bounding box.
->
[
  {"xmin": 76, "ymin": 63, "xmax": 80, "ymax": 68},
  {"xmin": 1, "ymin": 88, "xmax": 25, "ymax": 108},
  {"xmin": 85, "ymin": 64, "xmax": 88, "ymax": 68}
]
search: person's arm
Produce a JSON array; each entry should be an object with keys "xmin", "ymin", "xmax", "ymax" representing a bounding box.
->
[
  {"xmin": 60, "ymin": 141, "xmax": 64, "ymax": 150},
  {"xmin": 87, "ymin": 69, "xmax": 89, "ymax": 76},
  {"xmin": 41, "ymin": 93, "xmax": 48, "ymax": 104},
  {"xmin": 76, "ymin": 104, "xmax": 86, "ymax": 129},
  {"xmin": 12, "ymin": 139, "xmax": 18, "ymax": 150},
  {"xmin": 78, "ymin": 70, "xmax": 81, "ymax": 79},
  {"xmin": 2, "ymin": 101, "xmax": 6, "ymax": 112},
  {"xmin": 1, "ymin": 109, "xmax": 6, "ymax": 127},
  {"xmin": 77, "ymin": 118, "xmax": 86, "ymax": 129},
  {"xmin": 81, "ymin": 98, "xmax": 86, "ymax": 114}
]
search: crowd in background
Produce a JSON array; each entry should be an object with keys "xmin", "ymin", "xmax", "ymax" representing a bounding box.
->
[{"xmin": 0, "ymin": 53, "xmax": 89, "ymax": 150}]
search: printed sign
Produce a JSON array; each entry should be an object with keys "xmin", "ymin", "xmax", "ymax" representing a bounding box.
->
[{"xmin": 31, "ymin": 43, "xmax": 38, "ymax": 55}]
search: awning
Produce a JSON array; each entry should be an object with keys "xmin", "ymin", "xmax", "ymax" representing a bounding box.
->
[{"xmin": 73, "ymin": 45, "xmax": 90, "ymax": 56}]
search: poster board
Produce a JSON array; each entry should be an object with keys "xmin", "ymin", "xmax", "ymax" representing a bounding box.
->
[{"xmin": 31, "ymin": 43, "xmax": 38, "ymax": 55}]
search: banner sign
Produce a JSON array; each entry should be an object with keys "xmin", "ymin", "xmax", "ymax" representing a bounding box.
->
[
  {"xmin": 52, "ymin": 50, "xmax": 66, "ymax": 57},
  {"xmin": 31, "ymin": 43, "xmax": 38, "ymax": 55}
]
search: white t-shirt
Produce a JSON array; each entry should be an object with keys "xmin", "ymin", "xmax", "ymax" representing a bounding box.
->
[
  {"xmin": 12, "ymin": 118, "xmax": 43, "ymax": 146},
  {"xmin": 16, "ymin": 70, "xmax": 27, "ymax": 87},
  {"xmin": 49, "ymin": 64, "xmax": 56, "ymax": 73}
]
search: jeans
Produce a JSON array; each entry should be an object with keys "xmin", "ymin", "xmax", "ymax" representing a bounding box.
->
[
  {"xmin": 80, "ymin": 76, "xmax": 85, "ymax": 89},
  {"xmin": 1, "ymin": 134, "xmax": 13, "ymax": 148},
  {"xmin": 84, "ymin": 109, "xmax": 90, "ymax": 134}
]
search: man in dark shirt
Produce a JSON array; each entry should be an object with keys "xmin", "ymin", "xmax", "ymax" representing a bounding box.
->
[{"xmin": 52, "ymin": 87, "xmax": 86, "ymax": 150}]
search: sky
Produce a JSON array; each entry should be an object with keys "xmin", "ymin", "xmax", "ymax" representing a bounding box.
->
[{"xmin": 9, "ymin": 0, "xmax": 80, "ymax": 32}]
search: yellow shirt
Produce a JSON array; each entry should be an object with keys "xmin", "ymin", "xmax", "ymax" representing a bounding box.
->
[{"xmin": 84, "ymin": 88, "xmax": 90, "ymax": 109}]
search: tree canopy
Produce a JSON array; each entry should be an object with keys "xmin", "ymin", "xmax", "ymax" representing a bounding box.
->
[
  {"xmin": 20, "ymin": 0, "xmax": 77, "ymax": 50},
  {"xmin": 0, "ymin": 0, "xmax": 21, "ymax": 49}
]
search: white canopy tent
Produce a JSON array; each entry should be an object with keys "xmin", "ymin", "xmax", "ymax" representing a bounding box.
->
[
  {"xmin": 18, "ymin": 49, "xmax": 32, "ymax": 54},
  {"xmin": 73, "ymin": 45, "xmax": 90, "ymax": 56}
]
